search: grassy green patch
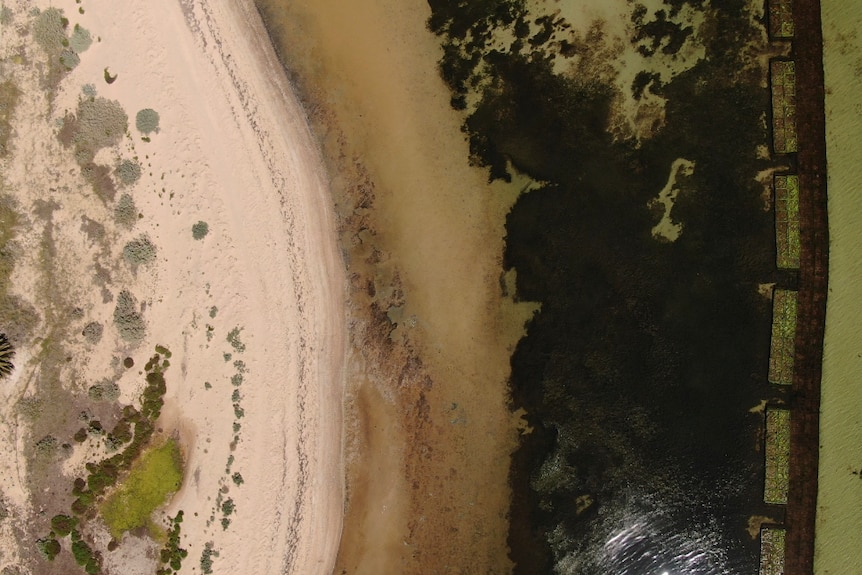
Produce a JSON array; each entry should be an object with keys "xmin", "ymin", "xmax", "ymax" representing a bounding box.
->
[
  {"xmin": 100, "ymin": 438, "xmax": 183, "ymax": 538},
  {"xmin": 764, "ymin": 409, "xmax": 790, "ymax": 504}
]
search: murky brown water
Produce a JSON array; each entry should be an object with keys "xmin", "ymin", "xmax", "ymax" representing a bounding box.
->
[{"xmin": 252, "ymin": 0, "xmax": 536, "ymax": 572}]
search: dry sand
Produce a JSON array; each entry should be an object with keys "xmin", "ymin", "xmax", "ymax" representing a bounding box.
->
[
  {"xmin": 815, "ymin": 1, "xmax": 862, "ymax": 572},
  {"xmin": 0, "ymin": 0, "xmax": 345, "ymax": 573}
]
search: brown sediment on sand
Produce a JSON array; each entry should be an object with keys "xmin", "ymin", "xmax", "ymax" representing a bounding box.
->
[{"xmin": 783, "ymin": 0, "xmax": 828, "ymax": 573}]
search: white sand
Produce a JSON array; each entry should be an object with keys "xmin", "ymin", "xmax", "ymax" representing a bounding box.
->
[{"xmin": 0, "ymin": 0, "xmax": 345, "ymax": 573}]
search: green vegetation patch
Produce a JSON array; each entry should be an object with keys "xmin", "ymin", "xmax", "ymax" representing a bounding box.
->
[
  {"xmin": 0, "ymin": 80, "xmax": 20, "ymax": 157},
  {"xmin": 771, "ymin": 60, "xmax": 798, "ymax": 154},
  {"xmin": 768, "ymin": 289, "xmax": 797, "ymax": 385},
  {"xmin": 100, "ymin": 438, "xmax": 183, "ymax": 538},
  {"xmin": 156, "ymin": 510, "xmax": 188, "ymax": 575},
  {"xmin": 759, "ymin": 527, "xmax": 786, "ymax": 575},
  {"xmin": 774, "ymin": 175, "xmax": 800, "ymax": 269},
  {"xmin": 768, "ymin": 0, "xmax": 794, "ymax": 39},
  {"xmin": 764, "ymin": 408, "xmax": 790, "ymax": 504}
]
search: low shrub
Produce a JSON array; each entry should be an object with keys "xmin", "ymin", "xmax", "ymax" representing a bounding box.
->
[
  {"xmin": 192, "ymin": 221, "xmax": 209, "ymax": 240},
  {"xmin": 135, "ymin": 108, "xmax": 160, "ymax": 134},
  {"xmin": 50, "ymin": 514, "xmax": 77, "ymax": 537},
  {"xmin": 122, "ymin": 235, "xmax": 157, "ymax": 266},
  {"xmin": 115, "ymin": 159, "xmax": 141, "ymax": 185},
  {"xmin": 113, "ymin": 290, "xmax": 145, "ymax": 344},
  {"xmin": 114, "ymin": 193, "xmax": 137, "ymax": 228},
  {"xmin": 81, "ymin": 321, "xmax": 103, "ymax": 344}
]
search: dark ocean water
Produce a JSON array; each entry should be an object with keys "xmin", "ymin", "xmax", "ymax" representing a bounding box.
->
[{"xmin": 426, "ymin": 1, "xmax": 780, "ymax": 573}]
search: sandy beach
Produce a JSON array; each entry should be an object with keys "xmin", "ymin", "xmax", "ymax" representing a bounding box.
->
[{"xmin": 0, "ymin": 1, "xmax": 345, "ymax": 573}]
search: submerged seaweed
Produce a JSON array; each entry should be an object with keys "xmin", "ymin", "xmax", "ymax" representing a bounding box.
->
[{"xmin": 428, "ymin": 0, "xmax": 777, "ymax": 573}]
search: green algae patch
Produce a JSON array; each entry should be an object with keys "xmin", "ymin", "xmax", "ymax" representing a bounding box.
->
[
  {"xmin": 768, "ymin": 289, "xmax": 797, "ymax": 385},
  {"xmin": 759, "ymin": 526, "xmax": 786, "ymax": 575},
  {"xmin": 764, "ymin": 409, "xmax": 790, "ymax": 504},
  {"xmin": 774, "ymin": 175, "xmax": 800, "ymax": 269},
  {"xmin": 100, "ymin": 438, "xmax": 183, "ymax": 538}
]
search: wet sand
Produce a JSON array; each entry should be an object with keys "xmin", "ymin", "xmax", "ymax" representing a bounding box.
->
[
  {"xmin": 815, "ymin": 0, "xmax": 862, "ymax": 572},
  {"xmin": 254, "ymin": 0, "xmax": 537, "ymax": 572}
]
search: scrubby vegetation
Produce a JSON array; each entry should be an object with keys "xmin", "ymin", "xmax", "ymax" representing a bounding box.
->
[
  {"xmin": 69, "ymin": 24, "xmax": 92, "ymax": 53},
  {"xmin": 200, "ymin": 542, "xmax": 219, "ymax": 574},
  {"xmin": 71, "ymin": 97, "xmax": 128, "ymax": 165},
  {"xmin": 122, "ymin": 235, "xmax": 157, "ymax": 267},
  {"xmin": 115, "ymin": 159, "xmax": 141, "ymax": 185},
  {"xmin": 192, "ymin": 220, "xmax": 209, "ymax": 240},
  {"xmin": 112, "ymin": 290, "xmax": 145, "ymax": 344},
  {"xmin": 81, "ymin": 321, "xmax": 103, "ymax": 344},
  {"xmin": 226, "ymin": 327, "xmax": 245, "ymax": 353},
  {"xmin": 113, "ymin": 193, "xmax": 138, "ymax": 228},
  {"xmin": 156, "ymin": 511, "xmax": 188, "ymax": 575},
  {"xmin": 32, "ymin": 8, "xmax": 68, "ymax": 58},
  {"xmin": 39, "ymin": 347, "xmax": 176, "ymax": 571},
  {"xmin": 135, "ymin": 108, "xmax": 160, "ymax": 135}
]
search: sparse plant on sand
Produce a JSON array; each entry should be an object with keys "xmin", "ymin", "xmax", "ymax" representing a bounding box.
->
[
  {"xmin": 192, "ymin": 220, "xmax": 209, "ymax": 240},
  {"xmin": 81, "ymin": 321, "xmax": 103, "ymax": 344},
  {"xmin": 122, "ymin": 235, "xmax": 157, "ymax": 267},
  {"xmin": 113, "ymin": 290, "xmax": 146, "ymax": 344},
  {"xmin": 135, "ymin": 108, "xmax": 160, "ymax": 134},
  {"xmin": 226, "ymin": 326, "xmax": 245, "ymax": 353}
]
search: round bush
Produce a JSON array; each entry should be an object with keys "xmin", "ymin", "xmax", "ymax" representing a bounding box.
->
[
  {"xmin": 136, "ymin": 108, "xmax": 160, "ymax": 134},
  {"xmin": 192, "ymin": 221, "xmax": 209, "ymax": 240},
  {"xmin": 123, "ymin": 235, "xmax": 157, "ymax": 266},
  {"xmin": 115, "ymin": 159, "xmax": 141, "ymax": 185}
]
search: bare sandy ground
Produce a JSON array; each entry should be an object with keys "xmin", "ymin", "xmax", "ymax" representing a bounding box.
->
[
  {"xmin": 815, "ymin": 0, "xmax": 862, "ymax": 572},
  {"xmin": 0, "ymin": 0, "xmax": 345, "ymax": 573}
]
